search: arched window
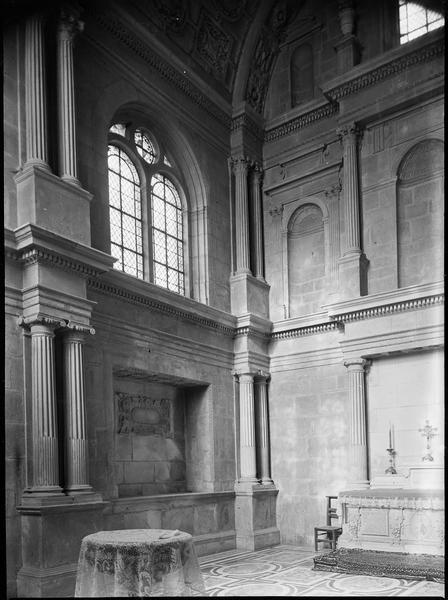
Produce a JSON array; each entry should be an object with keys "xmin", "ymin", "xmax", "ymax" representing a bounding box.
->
[
  {"xmin": 107, "ymin": 122, "xmax": 186, "ymax": 295},
  {"xmin": 398, "ymin": 1, "xmax": 444, "ymax": 44}
]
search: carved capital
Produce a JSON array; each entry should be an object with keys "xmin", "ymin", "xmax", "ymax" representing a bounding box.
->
[
  {"xmin": 18, "ymin": 315, "xmax": 66, "ymax": 332},
  {"xmin": 336, "ymin": 122, "xmax": 363, "ymax": 144},
  {"xmin": 58, "ymin": 4, "xmax": 84, "ymax": 40},
  {"xmin": 254, "ymin": 369, "xmax": 270, "ymax": 383},
  {"xmin": 325, "ymin": 181, "xmax": 342, "ymax": 198},
  {"xmin": 269, "ymin": 205, "xmax": 283, "ymax": 217},
  {"xmin": 231, "ymin": 156, "xmax": 251, "ymax": 174},
  {"xmin": 344, "ymin": 357, "xmax": 370, "ymax": 372}
]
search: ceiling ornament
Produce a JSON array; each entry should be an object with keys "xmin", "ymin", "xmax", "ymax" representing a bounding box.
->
[
  {"xmin": 196, "ymin": 12, "xmax": 233, "ymax": 80},
  {"xmin": 152, "ymin": 0, "xmax": 188, "ymax": 33}
]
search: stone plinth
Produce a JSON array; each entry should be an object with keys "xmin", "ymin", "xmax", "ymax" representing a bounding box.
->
[
  {"xmin": 234, "ymin": 483, "xmax": 280, "ymax": 550},
  {"xmin": 338, "ymin": 488, "xmax": 444, "ymax": 556},
  {"xmin": 16, "ymin": 500, "xmax": 108, "ymax": 598},
  {"xmin": 230, "ymin": 272, "xmax": 270, "ymax": 318},
  {"xmin": 15, "ymin": 167, "xmax": 92, "ymax": 245}
]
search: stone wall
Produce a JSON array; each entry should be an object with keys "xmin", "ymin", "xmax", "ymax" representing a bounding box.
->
[{"xmin": 368, "ymin": 349, "xmax": 444, "ymax": 477}]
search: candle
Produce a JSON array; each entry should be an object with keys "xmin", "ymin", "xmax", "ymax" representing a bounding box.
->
[
  {"xmin": 389, "ymin": 426, "xmax": 392, "ymax": 449},
  {"xmin": 392, "ymin": 424, "xmax": 395, "ymax": 449}
]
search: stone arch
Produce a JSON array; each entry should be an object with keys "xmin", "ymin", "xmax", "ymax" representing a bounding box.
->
[
  {"xmin": 396, "ymin": 139, "xmax": 444, "ymax": 288},
  {"xmin": 287, "ymin": 203, "xmax": 327, "ymax": 317}
]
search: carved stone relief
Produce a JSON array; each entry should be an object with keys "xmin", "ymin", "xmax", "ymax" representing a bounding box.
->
[
  {"xmin": 116, "ymin": 391, "xmax": 173, "ymax": 437},
  {"xmin": 196, "ymin": 12, "xmax": 233, "ymax": 79}
]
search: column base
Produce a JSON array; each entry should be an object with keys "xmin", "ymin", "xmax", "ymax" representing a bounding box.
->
[{"xmin": 234, "ymin": 483, "xmax": 280, "ymax": 551}]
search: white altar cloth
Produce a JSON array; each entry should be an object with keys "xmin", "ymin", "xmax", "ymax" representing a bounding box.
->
[{"xmin": 75, "ymin": 529, "xmax": 205, "ymax": 597}]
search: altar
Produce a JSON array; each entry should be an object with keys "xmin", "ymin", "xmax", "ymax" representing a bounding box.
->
[{"xmin": 337, "ymin": 488, "xmax": 444, "ymax": 556}]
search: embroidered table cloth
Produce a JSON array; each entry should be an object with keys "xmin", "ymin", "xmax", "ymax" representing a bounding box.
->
[{"xmin": 75, "ymin": 529, "xmax": 205, "ymax": 597}]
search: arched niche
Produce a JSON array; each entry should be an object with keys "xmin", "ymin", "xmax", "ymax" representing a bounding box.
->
[
  {"xmin": 287, "ymin": 203, "xmax": 327, "ymax": 317},
  {"xmin": 396, "ymin": 139, "xmax": 444, "ymax": 288}
]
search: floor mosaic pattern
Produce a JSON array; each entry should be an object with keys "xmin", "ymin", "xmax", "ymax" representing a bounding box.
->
[{"xmin": 198, "ymin": 545, "xmax": 445, "ymax": 597}]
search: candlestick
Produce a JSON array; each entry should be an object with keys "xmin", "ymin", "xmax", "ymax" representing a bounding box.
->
[{"xmin": 385, "ymin": 447, "xmax": 397, "ymax": 475}]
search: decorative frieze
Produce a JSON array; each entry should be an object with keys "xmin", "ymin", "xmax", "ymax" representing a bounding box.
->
[
  {"xmin": 271, "ymin": 321, "xmax": 343, "ymax": 340},
  {"xmin": 332, "ymin": 293, "xmax": 444, "ymax": 323},
  {"xmin": 116, "ymin": 392, "xmax": 172, "ymax": 438},
  {"xmin": 264, "ymin": 102, "xmax": 338, "ymax": 143},
  {"xmin": 87, "ymin": 278, "xmax": 236, "ymax": 337},
  {"xmin": 19, "ymin": 247, "xmax": 104, "ymax": 279}
]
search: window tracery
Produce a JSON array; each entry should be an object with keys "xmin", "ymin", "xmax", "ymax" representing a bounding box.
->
[{"xmin": 107, "ymin": 122, "xmax": 186, "ymax": 295}]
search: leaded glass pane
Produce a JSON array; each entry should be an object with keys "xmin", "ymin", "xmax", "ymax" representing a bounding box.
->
[
  {"xmin": 150, "ymin": 173, "xmax": 184, "ymax": 294},
  {"xmin": 109, "ymin": 123, "xmax": 126, "ymax": 136},
  {"xmin": 399, "ymin": 1, "xmax": 444, "ymax": 44},
  {"xmin": 134, "ymin": 128, "xmax": 157, "ymax": 164},
  {"xmin": 108, "ymin": 144, "xmax": 144, "ymax": 279}
]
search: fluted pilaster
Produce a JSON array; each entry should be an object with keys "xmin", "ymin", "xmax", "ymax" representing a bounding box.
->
[
  {"xmin": 337, "ymin": 124, "xmax": 362, "ymax": 255},
  {"xmin": 344, "ymin": 358, "xmax": 370, "ymax": 488},
  {"xmin": 63, "ymin": 327, "xmax": 93, "ymax": 493},
  {"xmin": 254, "ymin": 373, "xmax": 273, "ymax": 484},
  {"xmin": 238, "ymin": 373, "xmax": 258, "ymax": 482},
  {"xmin": 57, "ymin": 7, "xmax": 83, "ymax": 185},
  {"xmin": 24, "ymin": 14, "xmax": 50, "ymax": 170},
  {"xmin": 29, "ymin": 321, "xmax": 64, "ymax": 493},
  {"xmin": 233, "ymin": 158, "xmax": 252, "ymax": 274},
  {"xmin": 250, "ymin": 166, "xmax": 265, "ymax": 280}
]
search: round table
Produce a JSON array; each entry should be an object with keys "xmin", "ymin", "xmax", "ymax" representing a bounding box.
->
[{"xmin": 74, "ymin": 529, "xmax": 206, "ymax": 597}]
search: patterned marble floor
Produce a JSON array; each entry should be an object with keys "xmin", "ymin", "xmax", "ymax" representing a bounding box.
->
[{"xmin": 197, "ymin": 545, "xmax": 445, "ymax": 597}]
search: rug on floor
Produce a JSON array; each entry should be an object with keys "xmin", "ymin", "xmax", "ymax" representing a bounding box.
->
[{"xmin": 313, "ymin": 548, "xmax": 444, "ymax": 582}]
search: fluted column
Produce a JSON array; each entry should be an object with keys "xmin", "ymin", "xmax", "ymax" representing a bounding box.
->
[
  {"xmin": 344, "ymin": 358, "xmax": 370, "ymax": 489},
  {"xmin": 63, "ymin": 326, "xmax": 93, "ymax": 493},
  {"xmin": 238, "ymin": 373, "xmax": 258, "ymax": 482},
  {"xmin": 254, "ymin": 373, "xmax": 273, "ymax": 484},
  {"xmin": 337, "ymin": 124, "xmax": 362, "ymax": 255},
  {"xmin": 233, "ymin": 158, "xmax": 252, "ymax": 274},
  {"xmin": 24, "ymin": 13, "xmax": 50, "ymax": 171},
  {"xmin": 29, "ymin": 319, "xmax": 64, "ymax": 494},
  {"xmin": 57, "ymin": 6, "xmax": 83, "ymax": 185},
  {"xmin": 250, "ymin": 165, "xmax": 265, "ymax": 280}
]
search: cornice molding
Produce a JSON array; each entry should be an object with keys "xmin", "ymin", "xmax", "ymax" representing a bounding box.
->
[
  {"xmin": 231, "ymin": 112, "xmax": 264, "ymax": 140},
  {"xmin": 234, "ymin": 326, "xmax": 271, "ymax": 340},
  {"xmin": 264, "ymin": 102, "xmax": 339, "ymax": 143},
  {"xmin": 87, "ymin": 277, "xmax": 236, "ymax": 337},
  {"xmin": 18, "ymin": 247, "xmax": 105, "ymax": 279},
  {"xmin": 6, "ymin": 225, "xmax": 115, "ymax": 276},
  {"xmin": 271, "ymin": 321, "xmax": 343, "ymax": 340},
  {"xmin": 329, "ymin": 293, "xmax": 444, "ymax": 323},
  {"xmin": 323, "ymin": 35, "xmax": 444, "ymax": 102},
  {"xmin": 95, "ymin": 14, "xmax": 231, "ymax": 129}
]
